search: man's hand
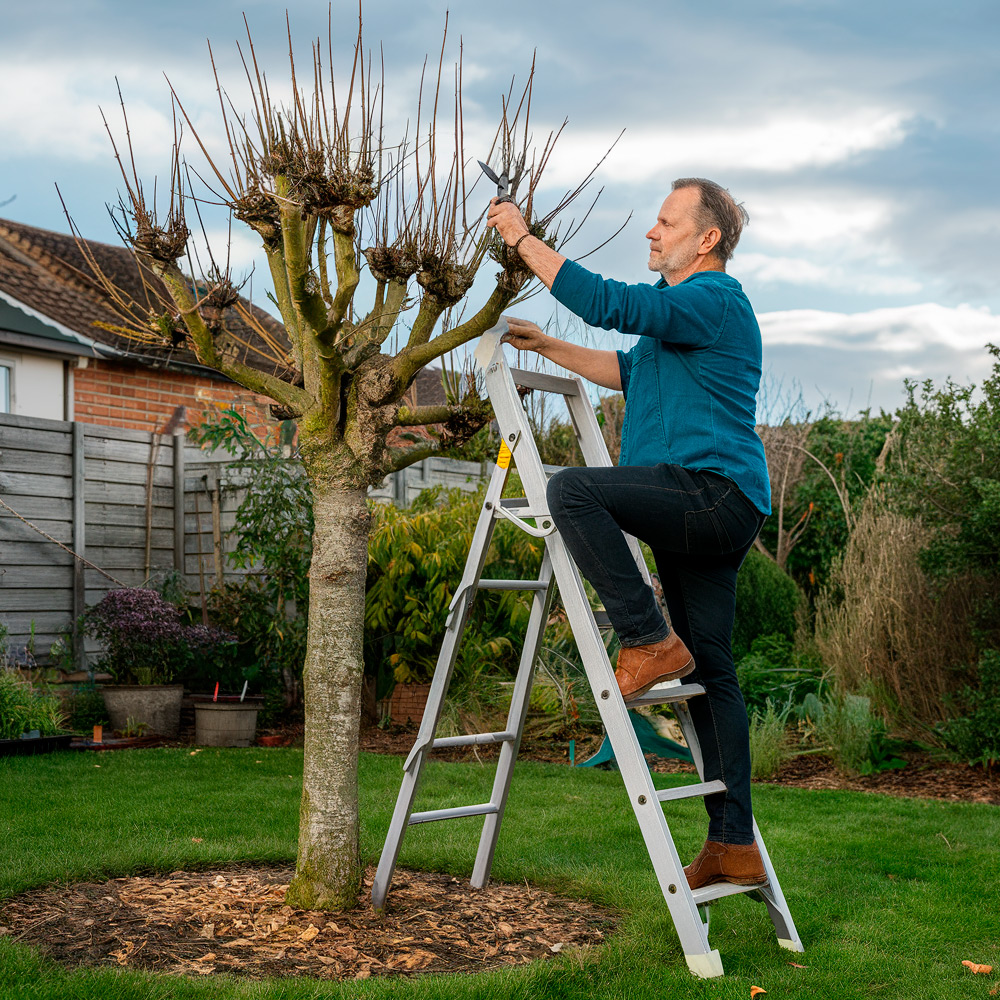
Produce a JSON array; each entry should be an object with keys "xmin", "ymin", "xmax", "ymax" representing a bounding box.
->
[
  {"xmin": 486, "ymin": 196, "xmax": 567, "ymax": 290},
  {"xmin": 499, "ymin": 317, "xmax": 622, "ymax": 390},
  {"xmin": 487, "ymin": 197, "xmax": 530, "ymax": 245},
  {"xmin": 501, "ymin": 317, "xmax": 548, "ymax": 354}
]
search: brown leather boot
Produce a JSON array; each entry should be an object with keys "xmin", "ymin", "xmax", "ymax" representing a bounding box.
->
[
  {"xmin": 684, "ymin": 840, "xmax": 768, "ymax": 890},
  {"xmin": 615, "ymin": 631, "xmax": 695, "ymax": 701}
]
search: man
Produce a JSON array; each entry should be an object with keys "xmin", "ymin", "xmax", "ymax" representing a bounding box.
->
[{"xmin": 487, "ymin": 178, "xmax": 770, "ymax": 890}]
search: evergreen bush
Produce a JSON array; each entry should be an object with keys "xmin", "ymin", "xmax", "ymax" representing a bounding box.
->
[
  {"xmin": 938, "ymin": 650, "xmax": 1000, "ymax": 766},
  {"xmin": 732, "ymin": 549, "xmax": 804, "ymax": 661}
]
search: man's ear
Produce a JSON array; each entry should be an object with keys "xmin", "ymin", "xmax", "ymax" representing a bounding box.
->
[{"xmin": 699, "ymin": 227, "xmax": 721, "ymax": 257}]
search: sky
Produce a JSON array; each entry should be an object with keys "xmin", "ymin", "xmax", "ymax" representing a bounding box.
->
[{"xmin": 1, "ymin": 0, "xmax": 998, "ymax": 416}]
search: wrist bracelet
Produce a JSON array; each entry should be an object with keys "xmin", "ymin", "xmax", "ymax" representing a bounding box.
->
[{"xmin": 511, "ymin": 233, "xmax": 532, "ymax": 256}]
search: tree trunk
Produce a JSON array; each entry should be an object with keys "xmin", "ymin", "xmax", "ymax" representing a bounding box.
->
[{"xmin": 285, "ymin": 478, "xmax": 370, "ymax": 910}]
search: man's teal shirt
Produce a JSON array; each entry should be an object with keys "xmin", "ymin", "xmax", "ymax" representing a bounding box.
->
[{"xmin": 550, "ymin": 260, "xmax": 771, "ymax": 515}]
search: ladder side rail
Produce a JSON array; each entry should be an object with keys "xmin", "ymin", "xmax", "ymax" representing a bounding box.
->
[
  {"xmin": 546, "ymin": 538, "xmax": 722, "ymax": 975},
  {"xmin": 563, "ymin": 379, "xmax": 613, "ymax": 470},
  {"xmin": 751, "ymin": 817, "xmax": 804, "ymax": 951},
  {"xmin": 483, "ymin": 360, "xmax": 552, "ymax": 512},
  {"xmin": 471, "ymin": 550, "xmax": 556, "ymax": 887},
  {"xmin": 372, "ymin": 462, "xmax": 510, "ymax": 909}
]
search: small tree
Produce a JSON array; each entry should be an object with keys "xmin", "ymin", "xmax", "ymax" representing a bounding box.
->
[{"xmin": 74, "ymin": 15, "xmax": 600, "ymax": 909}]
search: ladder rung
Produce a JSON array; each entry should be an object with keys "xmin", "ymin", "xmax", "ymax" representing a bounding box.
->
[
  {"xmin": 626, "ymin": 683, "xmax": 706, "ymax": 707},
  {"xmin": 408, "ymin": 803, "xmax": 499, "ymax": 825},
  {"xmin": 431, "ymin": 731, "xmax": 516, "ymax": 749},
  {"xmin": 691, "ymin": 880, "xmax": 769, "ymax": 906},
  {"xmin": 594, "ymin": 610, "xmax": 612, "ymax": 629},
  {"xmin": 496, "ymin": 499, "xmax": 551, "ymax": 519},
  {"xmin": 478, "ymin": 579, "xmax": 548, "ymax": 591},
  {"xmin": 510, "ymin": 367, "xmax": 580, "ymax": 396},
  {"xmin": 656, "ymin": 780, "xmax": 727, "ymax": 803}
]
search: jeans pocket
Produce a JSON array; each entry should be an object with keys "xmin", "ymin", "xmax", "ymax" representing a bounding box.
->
[{"xmin": 683, "ymin": 505, "xmax": 730, "ymax": 555}]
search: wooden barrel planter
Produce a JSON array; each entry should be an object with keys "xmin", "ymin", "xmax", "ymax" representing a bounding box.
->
[{"xmin": 193, "ymin": 697, "xmax": 264, "ymax": 747}]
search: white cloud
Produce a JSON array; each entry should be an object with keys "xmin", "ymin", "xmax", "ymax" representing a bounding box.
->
[
  {"xmin": 759, "ymin": 303, "xmax": 1000, "ymax": 413},
  {"xmin": 742, "ymin": 191, "xmax": 895, "ymax": 250},
  {"xmin": 759, "ymin": 302, "xmax": 1000, "ymax": 353},
  {"xmin": 533, "ymin": 107, "xmax": 913, "ymax": 187},
  {"xmin": 735, "ymin": 252, "xmax": 923, "ymax": 296},
  {"xmin": 0, "ymin": 56, "xmax": 257, "ymax": 172}
]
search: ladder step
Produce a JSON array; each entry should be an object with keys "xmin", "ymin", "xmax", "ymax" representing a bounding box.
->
[
  {"xmin": 496, "ymin": 499, "xmax": 551, "ymax": 519},
  {"xmin": 510, "ymin": 366, "xmax": 580, "ymax": 396},
  {"xmin": 594, "ymin": 610, "xmax": 612, "ymax": 629},
  {"xmin": 477, "ymin": 579, "xmax": 548, "ymax": 591},
  {"xmin": 431, "ymin": 731, "xmax": 516, "ymax": 750},
  {"xmin": 656, "ymin": 780, "xmax": 727, "ymax": 803},
  {"xmin": 691, "ymin": 880, "xmax": 769, "ymax": 906},
  {"xmin": 408, "ymin": 803, "xmax": 499, "ymax": 826},
  {"xmin": 626, "ymin": 683, "xmax": 706, "ymax": 707}
]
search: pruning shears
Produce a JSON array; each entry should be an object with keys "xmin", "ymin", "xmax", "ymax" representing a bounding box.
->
[{"xmin": 478, "ymin": 158, "xmax": 521, "ymax": 204}]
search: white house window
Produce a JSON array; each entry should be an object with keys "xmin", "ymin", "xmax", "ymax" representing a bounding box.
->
[{"xmin": 0, "ymin": 364, "xmax": 10, "ymax": 413}]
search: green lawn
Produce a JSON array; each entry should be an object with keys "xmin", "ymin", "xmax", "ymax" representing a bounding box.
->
[{"xmin": 1, "ymin": 747, "xmax": 998, "ymax": 999}]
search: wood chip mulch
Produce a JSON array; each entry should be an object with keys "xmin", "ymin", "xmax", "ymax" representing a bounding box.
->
[{"xmin": 0, "ymin": 865, "xmax": 616, "ymax": 981}]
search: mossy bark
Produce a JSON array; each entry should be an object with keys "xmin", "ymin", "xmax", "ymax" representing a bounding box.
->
[{"xmin": 285, "ymin": 474, "xmax": 370, "ymax": 910}]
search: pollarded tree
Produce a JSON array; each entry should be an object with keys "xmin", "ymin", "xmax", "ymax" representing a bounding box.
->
[{"xmin": 76, "ymin": 15, "xmax": 601, "ymax": 908}]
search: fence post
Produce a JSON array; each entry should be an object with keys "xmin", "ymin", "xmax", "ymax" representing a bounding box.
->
[
  {"xmin": 71, "ymin": 422, "xmax": 86, "ymax": 670},
  {"xmin": 173, "ymin": 430, "xmax": 185, "ymax": 576}
]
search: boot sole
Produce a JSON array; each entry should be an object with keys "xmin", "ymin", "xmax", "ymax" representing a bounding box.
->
[
  {"xmin": 620, "ymin": 657, "xmax": 696, "ymax": 702},
  {"xmin": 686, "ymin": 872, "xmax": 769, "ymax": 891}
]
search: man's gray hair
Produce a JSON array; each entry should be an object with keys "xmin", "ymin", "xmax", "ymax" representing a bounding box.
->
[{"xmin": 671, "ymin": 178, "xmax": 749, "ymax": 263}]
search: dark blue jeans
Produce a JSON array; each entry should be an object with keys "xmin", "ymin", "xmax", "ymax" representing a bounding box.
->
[{"xmin": 546, "ymin": 463, "xmax": 766, "ymax": 845}]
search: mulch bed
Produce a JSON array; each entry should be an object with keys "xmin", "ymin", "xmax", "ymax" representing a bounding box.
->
[{"xmin": 0, "ymin": 866, "xmax": 615, "ymax": 981}]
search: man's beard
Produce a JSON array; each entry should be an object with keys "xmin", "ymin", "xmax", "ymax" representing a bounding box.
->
[{"xmin": 648, "ymin": 243, "xmax": 700, "ymax": 283}]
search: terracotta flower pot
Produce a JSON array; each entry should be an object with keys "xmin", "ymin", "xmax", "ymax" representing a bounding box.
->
[
  {"xmin": 256, "ymin": 734, "xmax": 287, "ymax": 747},
  {"xmin": 384, "ymin": 682, "xmax": 431, "ymax": 725}
]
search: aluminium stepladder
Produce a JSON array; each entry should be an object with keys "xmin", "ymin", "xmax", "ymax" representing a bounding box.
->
[{"xmin": 372, "ymin": 322, "xmax": 803, "ymax": 977}]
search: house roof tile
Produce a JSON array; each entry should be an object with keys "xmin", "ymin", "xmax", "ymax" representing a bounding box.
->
[{"xmin": 0, "ymin": 217, "xmax": 290, "ymax": 378}]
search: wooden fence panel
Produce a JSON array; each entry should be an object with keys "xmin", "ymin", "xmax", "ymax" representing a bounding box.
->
[{"xmin": 0, "ymin": 412, "xmax": 496, "ymax": 661}]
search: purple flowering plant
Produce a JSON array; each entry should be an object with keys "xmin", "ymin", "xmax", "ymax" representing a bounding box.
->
[{"xmin": 84, "ymin": 588, "xmax": 234, "ymax": 685}]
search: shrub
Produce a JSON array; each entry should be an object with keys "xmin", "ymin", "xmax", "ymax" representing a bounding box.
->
[
  {"xmin": 736, "ymin": 633, "xmax": 824, "ymax": 717},
  {"xmin": 732, "ymin": 549, "xmax": 804, "ymax": 661},
  {"xmin": 748, "ymin": 699, "xmax": 793, "ymax": 779},
  {"xmin": 84, "ymin": 588, "xmax": 234, "ymax": 686},
  {"xmin": 938, "ymin": 650, "xmax": 1000, "ymax": 766},
  {"xmin": 815, "ymin": 493, "xmax": 978, "ymax": 729},
  {"xmin": 365, "ymin": 484, "xmax": 541, "ymax": 690},
  {"xmin": 203, "ymin": 580, "xmax": 305, "ymax": 721},
  {"xmin": 67, "ymin": 685, "xmax": 109, "ymax": 730},
  {"xmin": 190, "ymin": 409, "xmax": 311, "ymax": 712},
  {"xmin": 801, "ymin": 692, "xmax": 904, "ymax": 776}
]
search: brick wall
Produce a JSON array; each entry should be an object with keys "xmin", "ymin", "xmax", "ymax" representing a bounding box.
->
[{"xmin": 73, "ymin": 358, "xmax": 277, "ymax": 436}]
